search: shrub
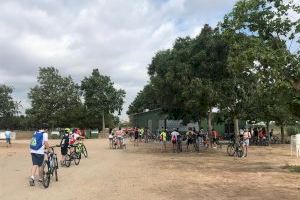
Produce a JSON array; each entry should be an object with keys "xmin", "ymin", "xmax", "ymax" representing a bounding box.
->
[{"xmin": 286, "ymin": 126, "xmax": 300, "ymax": 136}]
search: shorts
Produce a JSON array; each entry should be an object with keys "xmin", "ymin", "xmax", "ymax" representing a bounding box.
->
[
  {"xmin": 6, "ymin": 138, "xmax": 11, "ymax": 144},
  {"xmin": 187, "ymin": 138, "xmax": 193, "ymax": 145},
  {"xmin": 172, "ymin": 140, "xmax": 176, "ymax": 144},
  {"xmin": 161, "ymin": 141, "xmax": 166, "ymax": 145},
  {"xmin": 212, "ymin": 138, "xmax": 217, "ymax": 143},
  {"xmin": 61, "ymin": 147, "xmax": 68, "ymax": 156},
  {"xmin": 243, "ymin": 139, "xmax": 249, "ymax": 146},
  {"xmin": 31, "ymin": 153, "xmax": 44, "ymax": 167}
]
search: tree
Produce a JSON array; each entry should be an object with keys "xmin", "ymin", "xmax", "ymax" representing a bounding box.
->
[
  {"xmin": 27, "ymin": 67, "xmax": 81, "ymax": 128},
  {"xmin": 219, "ymin": 0, "xmax": 299, "ymax": 139},
  {"xmin": 0, "ymin": 85, "xmax": 19, "ymax": 128},
  {"xmin": 127, "ymin": 84, "xmax": 159, "ymax": 115},
  {"xmin": 81, "ymin": 69, "xmax": 126, "ymax": 131}
]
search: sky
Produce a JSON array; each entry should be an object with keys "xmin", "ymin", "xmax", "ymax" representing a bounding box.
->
[{"xmin": 0, "ymin": 0, "xmax": 241, "ymax": 121}]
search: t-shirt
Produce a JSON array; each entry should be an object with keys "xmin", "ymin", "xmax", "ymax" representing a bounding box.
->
[
  {"xmin": 134, "ymin": 130, "xmax": 139, "ymax": 138},
  {"xmin": 160, "ymin": 131, "xmax": 167, "ymax": 142},
  {"xmin": 212, "ymin": 131, "xmax": 218, "ymax": 138},
  {"xmin": 60, "ymin": 134, "xmax": 69, "ymax": 148},
  {"xmin": 243, "ymin": 131, "xmax": 251, "ymax": 140},
  {"xmin": 30, "ymin": 131, "xmax": 48, "ymax": 155},
  {"xmin": 171, "ymin": 131, "xmax": 179, "ymax": 141},
  {"xmin": 5, "ymin": 131, "xmax": 11, "ymax": 138},
  {"xmin": 186, "ymin": 131, "xmax": 194, "ymax": 139},
  {"xmin": 69, "ymin": 133, "xmax": 80, "ymax": 145},
  {"xmin": 116, "ymin": 130, "xmax": 123, "ymax": 136}
]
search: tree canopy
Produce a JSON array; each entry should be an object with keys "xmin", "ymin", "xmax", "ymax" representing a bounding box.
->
[{"xmin": 81, "ymin": 69, "xmax": 126, "ymax": 130}]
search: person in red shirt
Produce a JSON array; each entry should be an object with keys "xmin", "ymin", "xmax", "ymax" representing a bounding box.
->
[{"xmin": 211, "ymin": 129, "xmax": 218, "ymax": 148}]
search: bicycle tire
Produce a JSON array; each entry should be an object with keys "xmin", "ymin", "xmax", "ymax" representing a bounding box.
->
[
  {"xmin": 42, "ymin": 161, "xmax": 50, "ymax": 188},
  {"xmin": 72, "ymin": 152, "xmax": 80, "ymax": 165},
  {"xmin": 227, "ymin": 144, "xmax": 234, "ymax": 156},
  {"xmin": 237, "ymin": 149, "xmax": 243, "ymax": 157},
  {"xmin": 65, "ymin": 154, "xmax": 71, "ymax": 167},
  {"xmin": 82, "ymin": 144, "xmax": 88, "ymax": 158},
  {"xmin": 53, "ymin": 155, "xmax": 58, "ymax": 181}
]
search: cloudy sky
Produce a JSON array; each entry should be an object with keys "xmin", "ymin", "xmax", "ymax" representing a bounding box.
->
[{"xmin": 0, "ymin": 0, "xmax": 240, "ymax": 120}]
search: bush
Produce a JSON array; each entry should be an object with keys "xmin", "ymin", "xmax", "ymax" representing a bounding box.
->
[{"xmin": 286, "ymin": 126, "xmax": 300, "ymax": 136}]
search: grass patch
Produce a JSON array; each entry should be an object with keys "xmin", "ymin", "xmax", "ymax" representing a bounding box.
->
[{"xmin": 282, "ymin": 164, "xmax": 300, "ymax": 173}]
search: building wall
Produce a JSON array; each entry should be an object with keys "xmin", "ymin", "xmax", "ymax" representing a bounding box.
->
[{"xmin": 130, "ymin": 109, "xmax": 246, "ymax": 136}]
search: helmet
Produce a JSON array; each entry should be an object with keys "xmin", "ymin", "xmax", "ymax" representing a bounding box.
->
[{"xmin": 64, "ymin": 128, "xmax": 70, "ymax": 133}]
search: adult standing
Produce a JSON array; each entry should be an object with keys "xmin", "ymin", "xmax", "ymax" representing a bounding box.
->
[
  {"xmin": 211, "ymin": 129, "xmax": 218, "ymax": 148},
  {"xmin": 186, "ymin": 128, "xmax": 194, "ymax": 151},
  {"xmin": 5, "ymin": 128, "xmax": 11, "ymax": 147},
  {"xmin": 29, "ymin": 124, "xmax": 49, "ymax": 186},
  {"xmin": 171, "ymin": 128, "xmax": 179, "ymax": 152},
  {"xmin": 160, "ymin": 129, "xmax": 167, "ymax": 152},
  {"xmin": 134, "ymin": 127, "xmax": 139, "ymax": 147},
  {"xmin": 242, "ymin": 129, "xmax": 251, "ymax": 157}
]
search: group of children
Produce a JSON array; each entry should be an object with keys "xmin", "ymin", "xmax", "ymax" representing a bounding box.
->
[
  {"xmin": 29, "ymin": 126, "xmax": 84, "ymax": 186},
  {"xmin": 59, "ymin": 128, "xmax": 84, "ymax": 165}
]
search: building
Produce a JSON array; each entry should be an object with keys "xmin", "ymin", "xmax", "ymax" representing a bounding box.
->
[{"xmin": 129, "ymin": 108, "xmax": 245, "ymax": 136}]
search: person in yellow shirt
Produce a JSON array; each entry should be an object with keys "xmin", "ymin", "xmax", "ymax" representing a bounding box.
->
[{"xmin": 160, "ymin": 129, "xmax": 167, "ymax": 152}]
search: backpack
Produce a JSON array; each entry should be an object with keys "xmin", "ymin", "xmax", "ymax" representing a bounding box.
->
[
  {"xmin": 30, "ymin": 131, "xmax": 44, "ymax": 150},
  {"xmin": 172, "ymin": 135, "xmax": 177, "ymax": 142}
]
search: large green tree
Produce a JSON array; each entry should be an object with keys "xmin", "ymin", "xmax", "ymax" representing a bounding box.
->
[
  {"xmin": 127, "ymin": 84, "xmax": 159, "ymax": 115},
  {"xmin": 0, "ymin": 85, "xmax": 19, "ymax": 128},
  {"xmin": 27, "ymin": 67, "xmax": 81, "ymax": 128},
  {"xmin": 81, "ymin": 69, "xmax": 126, "ymax": 131},
  {"xmin": 220, "ymin": 0, "xmax": 299, "ymax": 139}
]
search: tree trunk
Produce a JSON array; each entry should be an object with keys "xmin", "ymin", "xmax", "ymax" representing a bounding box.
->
[
  {"xmin": 280, "ymin": 125, "xmax": 285, "ymax": 144},
  {"xmin": 102, "ymin": 112, "xmax": 105, "ymax": 132},
  {"xmin": 198, "ymin": 118, "xmax": 201, "ymax": 132},
  {"xmin": 233, "ymin": 116, "xmax": 239, "ymax": 141},
  {"xmin": 208, "ymin": 108, "xmax": 212, "ymax": 136}
]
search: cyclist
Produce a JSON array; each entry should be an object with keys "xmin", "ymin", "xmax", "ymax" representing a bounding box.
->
[
  {"xmin": 29, "ymin": 124, "xmax": 49, "ymax": 186},
  {"xmin": 59, "ymin": 128, "xmax": 70, "ymax": 166}
]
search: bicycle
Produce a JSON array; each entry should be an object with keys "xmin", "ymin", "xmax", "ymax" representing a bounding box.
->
[
  {"xmin": 42, "ymin": 146, "xmax": 59, "ymax": 188},
  {"xmin": 76, "ymin": 139, "xmax": 88, "ymax": 158},
  {"xmin": 270, "ymin": 136, "xmax": 280, "ymax": 144},
  {"xmin": 65, "ymin": 145, "xmax": 81, "ymax": 167},
  {"xmin": 227, "ymin": 139, "xmax": 244, "ymax": 158}
]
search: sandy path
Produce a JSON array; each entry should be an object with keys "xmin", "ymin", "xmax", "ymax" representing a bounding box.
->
[{"xmin": 0, "ymin": 139, "xmax": 300, "ymax": 200}]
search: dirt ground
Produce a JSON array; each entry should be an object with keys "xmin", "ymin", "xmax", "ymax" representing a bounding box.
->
[{"xmin": 0, "ymin": 139, "xmax": 300, "ymax": 200}]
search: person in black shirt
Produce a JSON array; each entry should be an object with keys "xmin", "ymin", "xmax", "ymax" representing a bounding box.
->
[{"xmin": 60, "ymin": 128, "xmax": 70, "ymax": 166}]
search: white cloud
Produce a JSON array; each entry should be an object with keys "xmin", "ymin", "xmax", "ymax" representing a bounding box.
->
[{"xmin": 0, "ymin": 0, "xmax": 237, "ymax": 120}]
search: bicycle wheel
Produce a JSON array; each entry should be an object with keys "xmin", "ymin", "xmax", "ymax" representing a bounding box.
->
[
  {"xmin": 53, "ymin": 155, "xmax": 58, "ymax": 181},
  {"xmin": 82, "ymin": 144, "xmax": 88, "ymax": 158},
  {"xmin": 42, "ymin": 161, "xmax": 50, "ymax": 188},
  {"xmin": 65, "ymin": 154, "xmax": 71, "ymax": 167},
  {"xmin": 72, "ymin": 152, "xmax": 80, "ymax": 165},
  {"xmin": 227, "ymin": 144, "xmax": 235, "ymax": 156}
]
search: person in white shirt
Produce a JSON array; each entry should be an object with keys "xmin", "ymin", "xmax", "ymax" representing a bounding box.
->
[
  {"xmin": 171, "ymin": 128, "xmax": 179, "ymax": 152},
  {"xmin": 242, "ymin": 128, "xmax": 251, "ymax": 157},
  {"xmin": 29, "ymin": 124, "xmax": 49, "ymax": 186},
  {"xmin": 5, "ymin": 128, "xmax": 11, "ymax": 147}
]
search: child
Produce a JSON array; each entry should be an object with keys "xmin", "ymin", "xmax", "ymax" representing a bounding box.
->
[{"xmin": 60, "ymin": 128, "xmax": 70, "ymax": 166}]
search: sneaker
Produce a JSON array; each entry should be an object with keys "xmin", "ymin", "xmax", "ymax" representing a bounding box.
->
[{"xmin": 29, "ymin": 177, "xmax": 35, "ymax": 186}]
